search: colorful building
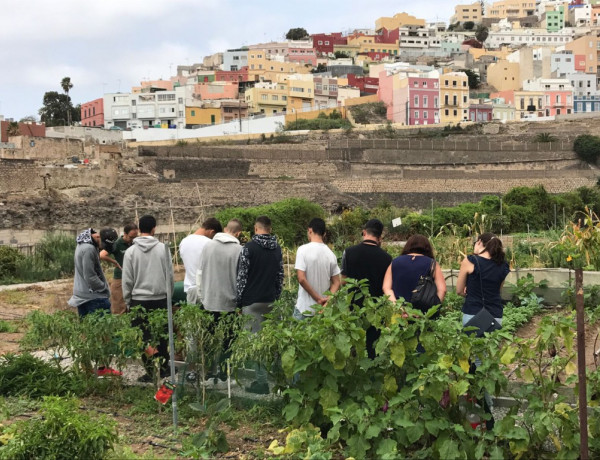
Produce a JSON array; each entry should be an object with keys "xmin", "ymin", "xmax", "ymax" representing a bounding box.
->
[
  {"xmin": 311, "ymin": 33, "xmax": 348, "ymax": 55},
  {"xmin": 468, "ymin": 103, "xmax": 494, "ymax": 121},
  {"xmin": 244, "ymin": 82, "xmax": 288, "ymax": 115},
  {"xmin": 287, "ymin": 75, "xmax": 315, "ymax": 113},
  {"xmin": 215, "ymin": 68, "xmax": 249, "ymax": 83},
  {"xmin": 451, "ymin": 2, "xmax": 483, "ymax": 24},
  {"xmin": 81, "ymin": 98, "xmax": 104, "ymax": 127},
  {"xmin": 546, "ymin": 6, "xmax": 565, "ymax": 32},
  {"xmin": 565, "ymin": 33, "xmax": 600, "ymax": 74},
  {"xmin": 193, "ymin": 81, "xmax": 239, "ymax": 100},
  {"xmin": 486, "ymin": 0, "xmax": 537, "ymax": 19},
  {"xmin": 314, "ymin": 76, "xmax": 340, "ymax": 108},
  {"xmin": 375, "ymin": 12, "xmax": 426, "ymax": 31},
  {"xmin": 439, "ymin": 71, "xmax": 469, "ymax": 123}
]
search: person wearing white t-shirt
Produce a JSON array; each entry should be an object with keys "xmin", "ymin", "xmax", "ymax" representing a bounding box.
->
[
  {"xmin": 294, "ymin": 218, "xmax": 341, "ymax": 319},
  {"xmin": 179, "ymin": 217, "xmax": 222, "ymax": 305}
]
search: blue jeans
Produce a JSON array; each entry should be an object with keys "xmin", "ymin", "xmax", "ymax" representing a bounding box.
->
[{"xmin": 77, "ymin": 298, "xmax": 111, "ymax": 317}]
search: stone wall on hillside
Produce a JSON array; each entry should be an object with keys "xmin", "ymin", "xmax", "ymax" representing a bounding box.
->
[{"xmin": 0, "ymin": 137, "xmax": 83, "ymax": 161}]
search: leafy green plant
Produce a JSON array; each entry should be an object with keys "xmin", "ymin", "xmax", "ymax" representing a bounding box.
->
[
  {"xmin": 0, "ymin": 354, "xmax": 84, "ymax": 398},
  {"xmin": 534, "ymin": 132, "xmax": 558, "ymax": 143},
  {"xmin": 0, "ymin": 246, "xmax": 24, "ymax": 281},
  {"xmin": 231, "ymin": 280, "xmax": 510, "ymax": 458},
  {"xmin": 268, "ymin": 424, "xmax": 332, "ymax": 458},
  {"xmin": 183, "ymin": 398, "xmax": 233, "ymax": 458},
  {"xmin": 498, "ymin": 313, "xmax": 580, "ymax": 457},
  {"xmin": 507, "ymin": 273, "xmax": 548, "ymax": 307},
  {"xmin": 574, "ymin": 134, "xmax": 600, "ymax": 164},
  {"xmin": 0, "ymin": 396, "xmax": 117, "ymax": 460}
]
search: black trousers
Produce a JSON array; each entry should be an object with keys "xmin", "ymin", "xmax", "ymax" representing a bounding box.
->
[{"xmin": 132, "ymin": 298, "xmax": 169, "ymax": 373}]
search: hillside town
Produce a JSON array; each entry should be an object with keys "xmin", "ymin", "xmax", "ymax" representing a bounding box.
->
[{"xmin": 67, "ymin": 0, "xmax": 600, "ymax": 134}]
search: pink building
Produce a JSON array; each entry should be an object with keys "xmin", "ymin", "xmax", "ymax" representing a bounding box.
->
[
  {"xmin": 574, "ymin": 54, "xmax": 586, "ymax": 72},
  {"xmin": 81, "ymin": 98, "xmax": 104, "ymax": 127},
  {"xmin": 406, "ymin": 74, "xmax": 440, "ymax": 125},
  {"xmin": 378, "ymin": 69, "xmax": 440, "ymax": 124},
  {"xmin": 194, "ymin": 81, "xmax": 239, "ymax": 100},
  {"xmin": 469, "ymin": 104, "xmax": 493, "ymax": 122},
  {"xmin": 544, "ymin": 90, "xmax": 573, "ymax": 116},
  {"xmin": 288, "ymin": 46, "xmax": 317, "ymax": 66}
]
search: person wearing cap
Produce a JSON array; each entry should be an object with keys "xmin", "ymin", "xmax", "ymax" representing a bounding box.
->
[
  {"xmin": 68, "ymin": 226, "xmax": 122, "ymax": 376},
  {"xmin": 293, "ymin": 217, "xmax": 341, "ymax": 319},
  {"xmin": 100, "ymin": 223, "xmax": 139, "ymax": 314},
  {"xmin": 340, "ymin": 219, "xmax": 392, "ymax": 359}
]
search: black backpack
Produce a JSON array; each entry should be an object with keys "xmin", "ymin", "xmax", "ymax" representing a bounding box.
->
[{"xmin": 410, "ymin": 259, "xmax": 441, "ymax": 316}]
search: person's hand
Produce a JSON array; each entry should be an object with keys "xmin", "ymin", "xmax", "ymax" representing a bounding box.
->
[{"xmin": 317, "ymin": 296, "xmax": 329, "ymax": 306}]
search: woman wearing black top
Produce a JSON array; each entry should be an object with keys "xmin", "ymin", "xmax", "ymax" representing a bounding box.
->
[
  {"xmin": 456, "ymin": 232, "xmax": 510, "ymax": 326},
  {"xmin": 456, "ymin": 232, "xmax": 510, "ymax": 430}
]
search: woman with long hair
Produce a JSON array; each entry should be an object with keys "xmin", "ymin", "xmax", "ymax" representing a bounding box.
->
[
  {"xmin": 382, "ymin": 234, "xmax": 446, "ymax": 310},
  {"xmin": 456, "ymin": 232, "xmax": 510, "ymax": 430},
  {"xmin": 456, "ymin": 232, "xmax": 510, "ymax": 326}
]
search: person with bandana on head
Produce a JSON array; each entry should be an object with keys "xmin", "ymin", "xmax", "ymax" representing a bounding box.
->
[{"xmin": 68, "ymin": 227, "xmax": 122, "ymax": 376}]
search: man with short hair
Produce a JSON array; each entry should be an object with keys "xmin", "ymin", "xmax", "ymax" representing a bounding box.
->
[
  {"xmin": 122, "ymin": 215, "xmax": 174, "ymax": 382},
  {"xmin": 68, "ymin": 226, "xmax": 122, "ymax": 376},
  {"xmin": 100, "ymin": 222, "xmax": 138, "ymax": 314},
  {"xmin": 179, "ymin": 217, "xmax": 223, "ymax": 305},
  {"xmin": 200, "ymin": 219, "xmax": 243, "ymax": 312},
  {"xmin": 341, "ymin": 219, "xmax": 392, "ymax": 359},
  {"xmin": 294, "ymin": 217, "xmax": 341, "ymax": 319},
  {"xmin": 236, "ymin": 215, "xmax": 283, "ymax": 394},
  {"xmin": 199, "ymin": 219, "xmax": 243, "ymax": 380}
]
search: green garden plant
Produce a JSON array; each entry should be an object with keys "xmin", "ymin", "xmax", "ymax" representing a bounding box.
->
[{"xmin": 0, "ymin": 397, "xmax": 117, "ymax": 460}]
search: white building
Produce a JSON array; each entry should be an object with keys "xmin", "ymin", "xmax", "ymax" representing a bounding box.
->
[
  {"xmin": 103, "ymin": 86, "xmax": 187, "ymax": 130},
  {"xmin": 487, "ymin": 28, "xmax": 576, "ymax": 49},
  {"xmin": 398, "ymin": 26, "xmax": 442, "ymax": 49},
  {"xmin": 222, "ymin": 48, "xmax": 248, "ymax": 71},
  {"xmin": 551, "ymin": 51, "xmax": 575, "ymax": 77},
  {"xmin": 568, "ymin": 4, "xmax": 592, "ymax": 28}
]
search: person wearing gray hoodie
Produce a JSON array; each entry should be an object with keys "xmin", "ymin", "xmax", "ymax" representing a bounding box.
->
[
  {"xmin": 199, "ymin": 219, "xmax": 243, "ymax": 381},
  {"xmin": 199, "ymin": 219, "xmax": 243, "ymax": 312},
  {"xmin": 122, "ymin": 215, "xmax": 174, "ymax": 381}
]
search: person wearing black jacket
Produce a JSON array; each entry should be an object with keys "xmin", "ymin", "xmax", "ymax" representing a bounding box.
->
[{"xmin": 236, "ymin": 215, "xmax": 283, "ymax": 394}]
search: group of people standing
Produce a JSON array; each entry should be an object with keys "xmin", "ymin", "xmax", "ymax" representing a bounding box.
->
[{"xmin": 67, "ymin": 212, "xmax": 510, "ymax": 395}]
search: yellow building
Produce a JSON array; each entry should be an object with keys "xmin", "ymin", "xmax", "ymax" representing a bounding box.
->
[
  {"xmin": 514, "ymin": 90, "xmax": 545, "ymax": 119},
  {"xmin": 332, "ymin": 43, "xmax": 360, "ymax": 58},
  {"xmin": 247, "ymin": 50, "xmax": 311, "ymax": 82},
  {"xmin": 287, "ymin": 75, "xmax": 315, "ymax": 113},
  {"xmin": 347, "ymin": 35, "xmax": 399, "ymax": 54},
  {"xmin": 487, "ymin": 60, "xmax": 521, "ymax": 91},
  {"xmin": 185, "ymin": 105, "xmax": 221, "ymax": 125},
  {"xmin": 565, "ymin": 33, "xmax": 600, "ymax": 74},
  {"xmin": 451, "ymin": 2, "xmax": 483, "ymax": 24},
  {"xmin": 440, "ymin": 71, "xmax": 469, "ymax": 123},
  {"xmin": 245, "ymin": 82, "xmax": 288, "ymax": 115},
  {"xmin": 375, "ymin": 12, "xmax": 425, "ymax": 31},
  {"xmin": 468, "ymin": 46, "xmax": 512, "ymax": 61},
  {"xmin": 486, "ymin": 0, "xmax": 536, "ymax": 19}
]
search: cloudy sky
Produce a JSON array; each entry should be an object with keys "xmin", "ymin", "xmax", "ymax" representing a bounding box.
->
[{"xmin": 1, "ymin": 0, "xmax": 455, "ymax": 120}]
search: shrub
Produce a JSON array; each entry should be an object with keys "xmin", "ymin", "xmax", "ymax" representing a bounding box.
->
[
  {"xmin": 0, "ymin": 353, "xmax": 83, "ymax": 398},
  {"xmin": 215, "ymin": 198, "xmax": 325, "ymax": 246},
  {"xmin": 574, "ymin": 134, "xmax": 600, "ymax": 164},
  {"xmin": 0, "ymin": 397, "xmax": 117, "ymax": 460},
  {"xmin": 0, "ymin": 246, "xmax": 24, "ymax": 280}
]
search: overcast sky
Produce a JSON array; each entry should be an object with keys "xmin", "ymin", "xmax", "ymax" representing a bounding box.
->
[{"xmin": 1, "ymin": 0, "xmax": 455, "ymax": 120}]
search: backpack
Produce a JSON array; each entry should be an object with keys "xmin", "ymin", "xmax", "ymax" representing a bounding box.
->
[{"xmin": 410, "ymin": 259, "xmax": 440, "ymax": 315}]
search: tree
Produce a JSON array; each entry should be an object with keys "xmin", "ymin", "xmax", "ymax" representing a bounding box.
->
[
  {"xmin": 475, "ymin": 25, "xmax": 489, "ymax": 43},
  {"xmin": 574, "ymin": 134, "xmax": 600, "ymax": 164},
  {"xmin": 463, "ymin": 21, "xmax": 475, "ymax": 30},
  {"xmin": 38, "ymin": 91, "xmax": 78, "ymax": 127},
  {"xmin": 60, "ymin": 77, "xmax": 74, "ymax": 126},
  {"xmin": 311, "ymin": 63, "xmax": 327, "ymax": 73},
  {"xmin": 6, "ymin": 122, "xmax": 20, "ymax": 137},
  {"xmin": 285, "ymin": 28, "xmax": 309, "ymax": 40},
  {"xmin": 19, "ymin": 115, "xmax": 38, "ymax": 123},
  {"xmin": 461, "ymin": 69, "xmax": 481, "ymax": 89},
  {"xmin": 334, "ymin": 51, "xmax": 350, "ymax": 59}
]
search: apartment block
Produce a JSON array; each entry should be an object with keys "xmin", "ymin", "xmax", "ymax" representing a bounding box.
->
[
  {"xmin": 451, "ymin": 2, "xmax": 483, "ymax": 24},
  {"xmin": 440, "ymin": 71, "xmax": 469, "ymax": 123}
]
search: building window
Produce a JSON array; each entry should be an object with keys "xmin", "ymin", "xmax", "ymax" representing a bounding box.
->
[
  {"xmin": 414, "ymin": 95, "xmax": 419, "ymax": 107},
  {"xmin": 178, "ymin": 111, "xmax": 183, "ymax": 117},
  {"xmin": 282, "ymin": 95, "xmax": 287, "ymax": 101},
  {"xmin": 131, "ymin": 100, "xmax": 136, "ymax": 106},
  {"xmin": 423, "ymin": 111, "xmax": 428, "ymax": 119},
  {"xmin": 414, "ymin": 111, "xmax": 419, "ymax": 119},
  {"xmin": 423, "ymin": 96, "xmax": 428, "ymax": 106},
  {"xmin": 157, "ymin": 94, "xmax": 175, "ymax": 101},
  {"xmin": 434, "ymin": 96, "xmax": 438, "ymax": 108},
  {"xmin": 453, "ymin": 109, "xmax": 457, "ymax": 116},
  {"xmin": 178, "ymin": 98, "xmax": 183, "ymax": 104},
  {"xmin": 272, "ymin": 95, "xmax": 278, "ymax": 100},
  {"xmin": 261, "ymin": 94, "xmax": 268, "ymax": 100},
  {"xmin": 191, "ymin": 110, "xmax": 195, "ymax": 116}
]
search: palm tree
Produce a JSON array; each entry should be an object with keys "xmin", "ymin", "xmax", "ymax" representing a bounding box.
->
[{"xmin": 60, "ymin": 77, "xmax": 74, "ymax": 126}]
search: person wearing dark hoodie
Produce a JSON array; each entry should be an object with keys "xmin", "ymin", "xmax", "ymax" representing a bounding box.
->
[
  {"xmin": 122, "ymin": 215, "xmax": 174, "ymax": 382},
  {"xmin": 199, "ymin": 219, "xmax": 243, "ymax": 380},
  {"xmin": 68, "ymin": 227, "xmax": 122, "ymax": 376},
  {"xmin": 236, "ymin": 215, "xmax": 283, "ymax": 394}
]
